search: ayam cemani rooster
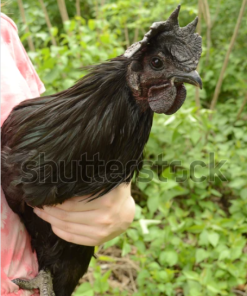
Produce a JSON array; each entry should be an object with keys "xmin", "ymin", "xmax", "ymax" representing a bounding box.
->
[{"xmin": 1, "ymin": 5, "xmax": 202, "ymax": 296}]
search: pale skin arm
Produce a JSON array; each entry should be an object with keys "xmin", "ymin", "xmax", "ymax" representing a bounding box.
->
[{"xmin": 33, "ymin": 183, "xmax": 135, "ymax": 246}]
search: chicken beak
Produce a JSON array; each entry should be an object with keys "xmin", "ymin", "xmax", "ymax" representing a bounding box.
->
[{"xmin": 171, "ymin": 70, "xmax": 202, "ymax": 89}]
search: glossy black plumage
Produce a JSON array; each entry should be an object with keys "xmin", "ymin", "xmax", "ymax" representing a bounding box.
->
[{"xmin": 1, "ymin": 57, "xmax": 153, "ymax": 296}]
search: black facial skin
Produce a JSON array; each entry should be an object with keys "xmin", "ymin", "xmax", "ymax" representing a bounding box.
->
[{"xmin": 127, "ymin": 49, "xmax": 202, "ymax": 114}]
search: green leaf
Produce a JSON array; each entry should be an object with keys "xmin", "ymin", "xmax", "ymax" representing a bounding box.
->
[
  {"xmin": 183, "ymin": 271, "xmax": 200, "ymax": 281},
  {"xmin": 208, "ymin": 232, "xmax": 220, "ymax": 247},
  {"xmin": 240, "ymin": 188, "xmax": 247, "ymax": 200},
  {"xmin": 196, "ymin": 248, "xmax": 209, "ymax": 263},
  {"xmin": 229, "ymin": 178, "xmax": 247, "ymax": 189},
  {"xmin": 20, "ymin": 31, "xmax": 31, "ymax": 42},
  {"xmin": 51, "ymin": 27, "xmax": 58, "ymax": 37},
  {"xmin": 121, "ymin": 239, "xmax": 131, "ymax": 257},
  {"xmin": 185, "ymin": 280, "xmax": 202, "ymax": 296},
  {"xmin": 211, "ymin": 189, "xmax": 222, "ymax": 197},
  {"xmin": 88, "ymin": 19, "xmax": 95, "ymax": 30},
  {"xmin": 199, "ymin": 230, "xmax": 209, "ymax": 246},
  {"xmin": 207, "ymin": 283, "xmax": 226, "ymax": 294},
  {"xmin": 44, "ymin": 68, "xmax": 60, "ymax": 83},
  {"xmin": 159, "ymin": 251, "xmax": 178, "ymax": 266},
  {"xmin": 159, "ymin": 179, "xmax": 179, "ymax": 191},
  {"xmin": 103, "ymin": 236, "xmax": 119, "ymax": 249},
  {"xmin": 219, "ymin": 249, "xmax": 230, "ymax": 260},
  {"xmin": 147, "ymin": 191, "xmax": 159, "ymax": 215},
  {"xmin": 98, "ymin": 255, "xmax": 116, "ymax": 262},
  {"xmin": 75, "ymin": 283, "xmax": 94, "ymax": 296},
  {"xmin": 230, "ymin": 247, "xmax": 244, "ymax": 261}
]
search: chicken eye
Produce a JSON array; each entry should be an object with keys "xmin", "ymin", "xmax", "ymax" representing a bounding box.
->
[{"xmin": 150, "ymin": 57, "xmax": 164, "ymax": 70}]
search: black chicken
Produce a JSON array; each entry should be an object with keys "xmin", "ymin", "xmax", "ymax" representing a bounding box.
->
[{"xmin": 1, "ymin": 6, "xmax": 202, "ymax": 296}]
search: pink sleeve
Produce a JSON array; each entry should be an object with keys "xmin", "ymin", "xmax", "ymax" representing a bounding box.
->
[
  {"xmin": 1, "ymin": 13, "xmax": 44, "ymax": 296},
  {"xmin": 1, "ymin": 191, "xmax": 39, "ymax": 296},
  {"xmin": 1, "ymin": 13, "xmax": 45, "ymax": 125}
]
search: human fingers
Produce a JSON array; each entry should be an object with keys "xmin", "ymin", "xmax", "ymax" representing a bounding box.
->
[
  {"xmin": 121, "ymin": 195, "xmax": 136, "ymax": 225},
  {"xmin": 34, "ymin": 206, "xmax": 100, "ymax": 225},
  {"xmin": 51, "ymin": 226, "xmax": 99, "ymax": 246},
  {"xmin": 34, "ymin": 207, "xmax": 108, "ymax": 239},
  {"xmin": 54, "ymin": 182, "xmax": 131, "ymax": 212},
  {"xmin": 53, "ymin": 194, "xmax": 113, "ymax": 212},
  {"xmin": 54, "ymin": 195, "xmax": 94, "ymax": 212}
]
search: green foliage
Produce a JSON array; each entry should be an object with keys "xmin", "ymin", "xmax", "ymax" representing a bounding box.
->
[
  {"xmin": 29, "ymin": 17, "xmax": 124, "ymax": 94},
  {"xmin": 6, "ymin": 0, "xmax": 247, "ymax": 295},
  {"xmin": 129, "ymin": 102, "xmax": 247, "ymax": 296}
]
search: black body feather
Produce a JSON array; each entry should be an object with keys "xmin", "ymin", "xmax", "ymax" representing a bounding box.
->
[{"xmin": 1, "ymin": 56, "xmax": 153, "ymax": 296}]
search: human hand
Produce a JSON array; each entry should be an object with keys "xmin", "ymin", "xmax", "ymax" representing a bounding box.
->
[{"xmin": 33, "ymin": 183, "xmax": 135, "ymax": 246}]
